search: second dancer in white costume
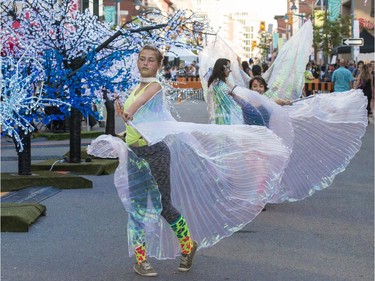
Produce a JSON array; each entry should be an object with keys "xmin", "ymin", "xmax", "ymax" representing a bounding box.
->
[{"xmin": 200, "ymin": 20, "xmax": 368, "ymax": 203}]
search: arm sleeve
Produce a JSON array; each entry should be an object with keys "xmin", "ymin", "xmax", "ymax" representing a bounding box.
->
[{"xmin": 231, "ymin": 94, "xmax": 270, "ymax": 127}]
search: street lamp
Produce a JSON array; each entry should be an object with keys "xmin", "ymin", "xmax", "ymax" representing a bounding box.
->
[
  {"xmin": 290, "ymin": 2, "xmax": 298, "ymax": 13},
  {"xmin": 284, "ymin": 0, "xmax": 306, "ymax": 32},
  {"xmin": 134, "ymin": 0, "xmax": 142, "ymax": 10},
  {"xmin": 284, "ymin": 12, "xmax": 305, "ymax": 23}
]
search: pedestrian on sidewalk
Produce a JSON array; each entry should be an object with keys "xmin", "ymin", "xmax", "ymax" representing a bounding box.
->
[
  {"xmin": 355, "ymin": 63, "xmax": 373, "ymax": 117},
  {"xmin": 122, "ymin": 45, "xmax": 197, "ymax": 277},
  {"xmin": 331, "ymin": 59, "xmax": 354, "ymax": 92}
]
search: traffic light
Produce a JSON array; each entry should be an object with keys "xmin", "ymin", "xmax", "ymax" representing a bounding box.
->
[
  {"xmin": 287, "ymin": 12, "xmax": 293, "ymax": 26},
  {"xmin": 251, "ymin": 40, "xmax": 257, "ymax": 51},
  {"xmin": 259, "ymin": 21, "xmax": 265, "ymax": 32}
]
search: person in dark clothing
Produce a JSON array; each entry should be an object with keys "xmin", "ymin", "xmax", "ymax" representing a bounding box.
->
[
  {"xmin": 252, "ymin": 64, "xmax": 262, "ymax": 76},
  {"xmin": 241, "ymin": 61, "xmax": 251, "ymax": 77},
  {"xmin": 262, "ymin": 62, "xmax": 269, "ymax": 73},
  {"xmin": 355, "ymin": 63, "xmax": 373, "ymax": 116}
]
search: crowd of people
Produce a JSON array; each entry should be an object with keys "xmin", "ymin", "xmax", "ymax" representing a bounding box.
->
[
  {"xmin": 241, "ymin": 57, "xmax": 374, "ymax": 117},
  {"xmin": 162, "ymin": 61, "xmax": 200, "ymax": 81},
  {"xmin": 161, "ymin": 51, "xmax": 374, "ymax": 119}
]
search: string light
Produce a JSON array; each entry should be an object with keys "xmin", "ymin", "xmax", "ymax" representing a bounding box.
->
[
  {"xmin": 1, "ymin": 51, "xmax": 70, "ymax": 151},
  {"xmin": 1, "ymin": 0, "xmax": 213, "ymax": 150}
]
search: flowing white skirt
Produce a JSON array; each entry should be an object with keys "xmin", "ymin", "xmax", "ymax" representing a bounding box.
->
[{"xmin": 87, "ymin": 91, "xmax": 290, "ymax": 259}]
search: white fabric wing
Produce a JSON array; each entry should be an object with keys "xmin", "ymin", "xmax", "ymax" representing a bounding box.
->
[
  {"xmin": 263, "ymin": 20, "xmax": 313, "ymax": 101},
  {"xmin": 88, "ymin": 90, "xmax": 291, "ymax": 259}
]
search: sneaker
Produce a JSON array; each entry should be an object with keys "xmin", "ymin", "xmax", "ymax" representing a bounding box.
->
[
  {"xmin": 133, "ymin": 260, "xmax": 158, "ymax": 277},
  {"xmin": 178, "ymin": 241, "xmax": 198, "ymax": 272}
]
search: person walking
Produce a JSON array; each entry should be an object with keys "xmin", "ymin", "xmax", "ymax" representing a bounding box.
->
[
  {"xmin": 355, "ymin": 63, "xmax": 373, "ymax": 117},
  {"xmin": 241, "ymin": 60, "xmax": 251, "ymax": 77},
  {"xmin": 331, "ymin": 58, "xmax": 354, "ymax": 92}
]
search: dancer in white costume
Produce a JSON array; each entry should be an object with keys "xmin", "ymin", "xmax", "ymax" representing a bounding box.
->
[
  {"xmin": 87, "ymin": 46, "xmax": 290, "ymax": 273},
  {"xmin": 199, "ymin": 20, "xmax": 368, "ymax": 203}
]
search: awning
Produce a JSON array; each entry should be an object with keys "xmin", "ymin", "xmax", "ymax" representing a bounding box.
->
[{"xmin": 332, "ymin": 29, "xmax": 374, "ymax": 54}]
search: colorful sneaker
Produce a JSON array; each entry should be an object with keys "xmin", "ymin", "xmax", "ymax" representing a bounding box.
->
[
  {"xmin": 178, "ymin": 241, "xmax": 198, "ymax": 272},
  {"xmin": 133, "ymin": 260, "xmax": 158, "ymax": 277}
]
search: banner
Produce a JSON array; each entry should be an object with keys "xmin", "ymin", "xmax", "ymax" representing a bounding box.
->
[
  {"xmin": 104, "ymin": 6, "xmax": 116, "ymax": 25},
  {"xmin": 267, "ymin": 24, "xmax": 273, "ymax": 34},
  {"xmin": 273, "ymin": 32, "xmax": 279, "ymax": 49},
  {"xmin": 314, "ymin": 10, "xmax": 325, "ymax": 28},
  {"xmin": 328, "ymin": 0, "xmax": 341, "ymax": 21},
  {"xmin": 278, "ymin": 37, "xmax": 284, "ymax": 50}
]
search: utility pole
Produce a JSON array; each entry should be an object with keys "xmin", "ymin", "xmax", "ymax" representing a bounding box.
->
[
  {"xmin": 115, "ymin": 0, "xmax": 119, "ymax": 26},
  {"xmin": 350, "ymin": 0, "xmax": 355, "ymax": 62}
]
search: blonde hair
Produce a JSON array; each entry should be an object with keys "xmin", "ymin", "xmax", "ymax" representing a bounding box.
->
[{"xmin": 140, "ymin": 45, "xmax": 163, "ymax": 65}]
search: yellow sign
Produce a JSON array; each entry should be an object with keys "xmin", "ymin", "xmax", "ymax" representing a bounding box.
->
[{"xmin": 314, "ymin": 10, "xmax": 325, "ymax": 28}]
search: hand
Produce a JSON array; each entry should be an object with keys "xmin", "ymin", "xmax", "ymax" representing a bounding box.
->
[
  {"xmin": 122, "ymin": 111, "xmax": 133, "ymax": 123},
  {"xmin": 237, "ymin": 56, "xmax": 241, "ymax": 65},
  {"xmin": 229, "ymin": 85, "xmax": 237, "ymax": 96}
]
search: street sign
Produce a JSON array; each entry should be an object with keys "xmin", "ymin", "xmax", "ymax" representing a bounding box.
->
[{"xmin": 342, "ymin": 38, "xmax": 364, "ymax": 46}]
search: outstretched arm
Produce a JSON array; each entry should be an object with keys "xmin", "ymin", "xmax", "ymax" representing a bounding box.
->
[
  {"xmin": 122, "ymin": 83, "xmax": 162, "ymax": 122},
  {"xmin": 230, "ymin": 90, "xmax": 270, "ymax": 127}
]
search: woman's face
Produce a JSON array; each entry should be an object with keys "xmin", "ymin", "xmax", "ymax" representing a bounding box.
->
[
  {"xmin": 138, "ymin": 49, "xmax": 160, "ymax": 78},
  {"xmin": 251, "ymin": 79, "xmax": 265, "ymax": 95},
  {"xmin": 223, "ymin": 63, "xmax": 231, "ymax": 77}
]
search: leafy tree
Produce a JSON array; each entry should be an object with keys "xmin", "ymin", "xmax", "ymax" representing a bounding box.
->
[{"xmin": 313, "ymin": 10, "xmax": 351, "ymax": 60}]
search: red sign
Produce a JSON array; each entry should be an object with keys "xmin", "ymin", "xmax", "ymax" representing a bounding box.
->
[{"xmin": 358, "ymin": 17, "xmax": 374, "ymax": 30}]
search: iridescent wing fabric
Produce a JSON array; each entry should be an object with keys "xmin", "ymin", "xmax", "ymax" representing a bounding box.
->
[
  {"xmin": 198, "ymin": 22, "xmax": 368, "ymax": 204},
  {"xmin": 270, "ymin": 89, "xmax": 368, "ymax": 203},
  {"xmin": 198, "ymin": 36, "xmax": 251, "ymax": 102},
  {"xmin": 204, "ymin": 79, "xmax": 295, "ymax": 152},
  {"xmin": 87, "ymin": 135, "xmax": 162, "ymax": 224},
  {"xmin": 263, "ymin": 21, "xmax": 313, "ymax": 101},
  {"xmin": 88, "ymin": 90, "xmax": 290, "ymax": 259},
  {"xmin": 199, "ymin": 21, "xmax": 313, "ymax": 102}
]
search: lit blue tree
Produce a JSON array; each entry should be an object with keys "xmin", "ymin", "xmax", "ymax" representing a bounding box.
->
[
  {"xmin": 0, "ymin": 50, "xmax": 70, "ymax": 174},
  {"xmin": 1, "ymin": 0, "xmax": 211, "ymax": 163}
]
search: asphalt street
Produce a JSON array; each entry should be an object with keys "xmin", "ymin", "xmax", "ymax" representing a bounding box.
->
[{"xmin": 1, "ymin": 99, "xmax": 374, "ymax": 281}]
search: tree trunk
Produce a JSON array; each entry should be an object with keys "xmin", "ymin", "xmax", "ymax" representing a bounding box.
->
[
  {"xmin": 104, "ymin": 91, "xmax": 116, "ymax": 136},
  {"xmin": 69, "ymin": 107, "xmax": 82, "ymax": 163},
  {"xmin": 16, "ymin": 131, "xmax": 32, "ymax": 175}
]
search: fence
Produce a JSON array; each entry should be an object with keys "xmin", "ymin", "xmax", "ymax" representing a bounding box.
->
[
  {"xmin": 304, "ymin": 80, "xmax": 333, "ymax": 93},
  {"xmin": 167, "ymin": 88, "xmax": 204, "ymax": 101},
  {"xmin": 167, "ymin": 76, "xmax": 204, "ymax": 101}
]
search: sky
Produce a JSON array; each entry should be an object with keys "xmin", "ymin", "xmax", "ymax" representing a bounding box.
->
[
  {"xmin": 220, "ymin": 0, "xmax": 287, "ymax": 26},
  {"xmin": 201, "ymin": 0, "xmax": 288, "ymax": 33}
]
